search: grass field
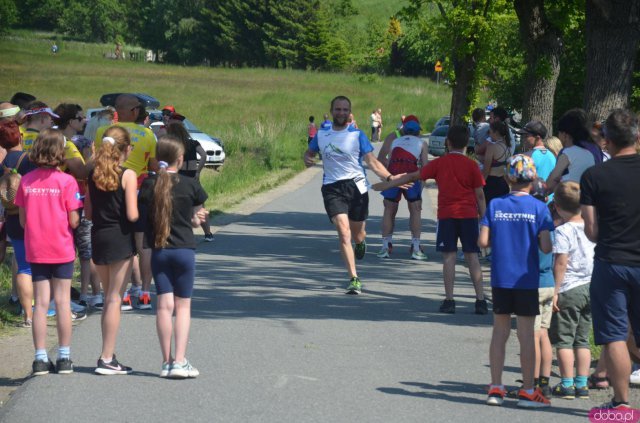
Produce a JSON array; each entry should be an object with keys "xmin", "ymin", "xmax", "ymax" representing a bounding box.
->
[{"xmin": 0, "ymin": 30, "xmax": 451, "ymax": 327}]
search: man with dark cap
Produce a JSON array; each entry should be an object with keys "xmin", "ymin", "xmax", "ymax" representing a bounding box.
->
[{"xmin": 519, "ymin": 121, "xmax": 556, "ymax": 181}]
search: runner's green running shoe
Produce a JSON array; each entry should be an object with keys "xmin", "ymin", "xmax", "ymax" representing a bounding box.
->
[
  {"xmin": 354, "ymin": 241, "xmax": 367, "ymax": 260},
  {"xmin": 346, "ymin": 277, "xmax": 362, "ymax": 294}
]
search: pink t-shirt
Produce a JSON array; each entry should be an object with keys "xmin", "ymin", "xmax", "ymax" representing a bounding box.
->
[{"xmin": 14, "ymin": 168, "xmax": 83, "ymax": 263}]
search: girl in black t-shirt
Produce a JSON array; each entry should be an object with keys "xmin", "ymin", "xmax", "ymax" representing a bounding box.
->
[
  {"xmin": 85, "ymin": 125, "xmax": 139, "ymax": 375},
  {"xmin": 139, "ymin": 135, "xmax": 208, "ymax": 379}
]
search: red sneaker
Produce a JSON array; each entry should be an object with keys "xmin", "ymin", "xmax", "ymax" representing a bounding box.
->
[{"xmin": 517, "ymin": 387, "xmax": 551, "ymax": 408}]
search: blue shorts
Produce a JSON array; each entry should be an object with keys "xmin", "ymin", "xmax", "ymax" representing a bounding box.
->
[
  {"xmin": 435, "ymin": 218, "xmax": 480, "ymax": 253},
  {"xmin": 9, "ymin": 238, "xmax": 31, "ymax": 275},
  {"xmin": 152, "ymin": 248, "xmax": 195, "ymax": 298},
  {"xmin": 381, "ymin": 180, "xmax": 422, "ymax": 203},
  {"xmin": 31, "ymin": 261, "xmax": 75, "ymax": 282},
  {"xmin": 590, "ymin": 260, "xmax": 640, "ymax": 346}
]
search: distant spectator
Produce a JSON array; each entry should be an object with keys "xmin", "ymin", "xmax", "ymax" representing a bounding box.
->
[
  {"xmin": 307, "ymin": 116, "xmax": 317, "ymax": 144},
  {"xmin": 320, "ymin": 113, "xmax": 332, "ymax": 130}
]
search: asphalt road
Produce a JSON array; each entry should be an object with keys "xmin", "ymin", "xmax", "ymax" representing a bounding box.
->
[{"xmin": 0, "ymin": 153, "xmax": 603, "ymax": 423}]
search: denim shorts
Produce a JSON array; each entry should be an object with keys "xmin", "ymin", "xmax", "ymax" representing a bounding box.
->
[
  {"xmin": 591, "ymin": 260, "xmax": 640, "ymax": 346},
  {"xmin": 8, "ymin": 238, "xmax": 31, "ymax": 275}
]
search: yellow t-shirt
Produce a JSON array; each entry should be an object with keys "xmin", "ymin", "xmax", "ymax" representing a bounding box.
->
[
  {"xmin": 60, "ymin": 140, "xmax": 85, "ymax": 171},
  {"xmin": 95, "ymin": 122, "xmax": 157, "ymax": 177},
  {"xmin": 21, "ymin": 128, "xmax": 39, "ymax": 151}
]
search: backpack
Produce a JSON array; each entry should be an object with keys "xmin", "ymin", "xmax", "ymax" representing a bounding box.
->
[{"xmin": 0, "ymin": 152, "xmax": 28, "ymax": 215}]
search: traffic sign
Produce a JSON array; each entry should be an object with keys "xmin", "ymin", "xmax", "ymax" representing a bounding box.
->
[{"xmin": 435, "ymin": 61, "xmax": 442, "ymax": 72}]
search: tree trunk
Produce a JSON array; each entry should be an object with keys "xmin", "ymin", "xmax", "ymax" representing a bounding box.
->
[
  {"xmin": 450, "ymin": 52, "xmax": 477, "ymax": 126},
  {"xmin": 584, "ymin": 0, "xmax": 640, "ymax": 121},
  {"xmin": 514, "ymin": 0, "xmax": 562, "ymax": 134}
]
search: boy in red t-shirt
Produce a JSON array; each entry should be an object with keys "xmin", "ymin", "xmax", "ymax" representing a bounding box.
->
[{"xmin": 373, "ymin": 125, "xmax": 487, "ymax": 314}]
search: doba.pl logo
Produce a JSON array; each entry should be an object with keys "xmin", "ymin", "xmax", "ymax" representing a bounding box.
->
[{"xmin": 589, "ymin": 407, "xmax": 640, "ymax": 423}]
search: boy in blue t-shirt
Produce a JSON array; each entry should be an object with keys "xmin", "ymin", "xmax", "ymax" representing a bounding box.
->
[{"xmin": 479, "ymin": 154, "xmax": 554, "ymax": 408}]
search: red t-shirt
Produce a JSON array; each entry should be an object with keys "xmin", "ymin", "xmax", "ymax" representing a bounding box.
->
[{"xmin": 419, "ymin": 152, "xmax": 485, "ymax": 219}]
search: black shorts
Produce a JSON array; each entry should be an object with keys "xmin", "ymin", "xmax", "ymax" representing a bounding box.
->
[
  {"xmin": 492, "ymin": 287, "xmax": 539, "ymax": 316},
  {"xmin": 321, "ymin": 179, "xmax": 369, "ymax": 222},
  {"xmin": 435, "ymin": 218, "xmax": 480, "ymax": 253},
  {"xmin": 31, "ymin": 261, "xmax": 75, "ymax": 282}
]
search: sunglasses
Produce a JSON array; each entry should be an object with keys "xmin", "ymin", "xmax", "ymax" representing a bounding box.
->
[{"xmin": 73, "ymin": 115, "xmax": 85, "ymax": 121}]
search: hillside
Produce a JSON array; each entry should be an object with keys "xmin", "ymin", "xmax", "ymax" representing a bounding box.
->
[{"xmin": 0, "ymin": 32, "xmax": 450, "ymax": 211}]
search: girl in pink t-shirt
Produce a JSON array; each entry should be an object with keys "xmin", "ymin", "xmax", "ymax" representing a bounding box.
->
[{"xmin": 15, "ymin": 129, "xmax": 83, "ymax": 376}]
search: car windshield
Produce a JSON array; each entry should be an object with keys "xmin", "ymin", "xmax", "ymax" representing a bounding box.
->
[
  {"xmin": 182, "ymin": 118, "xmax": 201, "ymax": 133},
  {"xmin": 432, "ymin": 126, "xmax": 449, "ymax": 136}
]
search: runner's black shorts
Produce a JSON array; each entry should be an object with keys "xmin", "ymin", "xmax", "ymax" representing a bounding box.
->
[
  {"xmin": 492, "ymin": 287, "xmax": 539, "ymax": 316},
  {"xmin": 321, "ymin": 179, "xmax": 369, "ymax": 222}
]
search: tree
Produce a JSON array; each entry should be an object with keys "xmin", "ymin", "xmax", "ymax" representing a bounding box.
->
[
  {"xmin": 513, "ymin": 0, "xmax": 563, "ymax": 132},
  {"xmin": 583, "ymin": 0, "xmax": 640, "ymax": 121},
  {"xmin": 402, "ymin": 1, "xmax": 512, "ymax": 125},
  {"xmin": 0, "ymin": 0, "xmax": 18, "ymax": 33}
]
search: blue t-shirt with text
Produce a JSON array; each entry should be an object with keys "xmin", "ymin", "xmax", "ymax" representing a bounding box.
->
[{"xmin": 481, "ymin": 194, "xmax": 554, "ymax": 289}]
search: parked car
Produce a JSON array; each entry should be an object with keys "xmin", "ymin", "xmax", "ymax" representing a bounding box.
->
[
  {"xmin": 88, "ymin": 93, "xmax": 226, "ymax": 168},
  {"xmin": 434, "ymin": 116, "xmax": 450, "ymax": 128},
  {"xmin": 427, "ymin": 124, "xmax": 475, "ymax": 157}
]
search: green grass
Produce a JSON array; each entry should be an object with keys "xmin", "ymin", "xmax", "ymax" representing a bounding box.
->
[
  {"xmin": 0, "ymin": 31, "xmax": 451, "ymax": 213},
  {"xmin": 0, "ymin": 30, "xmax": 451, "ymax": 323}
]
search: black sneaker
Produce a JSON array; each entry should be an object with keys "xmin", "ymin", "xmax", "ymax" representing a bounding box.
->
[
  {"xmin": 56, "ymin": 358, "xmax": 74, "ymax": 374},
  {"xmin": 71, "ymin": 310, "xmax": 87, "ymax": 321},
  {"xmin": 204, "ymin": 233, "xmax": 214, "ymax": 242},
  {"xmin": 95, "ymin": 355, "xmax": 133, "ymax": 375},
  {"xmin": 439, "ymin": 299, "xmax": 455, "ymax": 314},
  {"xmin": 552, "ymin": 383, "xmax": 576, "ymax": 399},
  {"xmin": 575, "ymin": 385, "xmax": 589, "ymax": 399},
  {"xmin": 354, "ymin": 241, "xmax": 367, "ymax": 260},
  {"xmin": 32, "ymin": 359, "xmax": 55, "ymax": 376},
  {"xmin": 475, "ymin": 299, "xmax": 488, "ymax": 315},
  {"xmin": 540, "ymin": 383, "xmax": 552, "ymax": 399}
]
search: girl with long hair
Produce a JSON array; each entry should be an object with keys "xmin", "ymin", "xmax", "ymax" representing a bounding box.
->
[
  {"xmin": 165, "ymin": 122, "xmax": 213, "ymax": 241},
  {"xmin": 85, "ymin": 125, "xmax": 139, "ymax": 375},
  {"xmin": 482, "ymin": 120, "xmax": 512, "ymax": 206},
  {"xmin": 139, "ymin": 135, "xmax": 208, "ymax": 378},
  {"xmin": 15, "ymin": 129, "xmax": 83, "ymax": 375}
]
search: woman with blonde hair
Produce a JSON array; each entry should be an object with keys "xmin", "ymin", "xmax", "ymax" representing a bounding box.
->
[
  {"xmin": 140, "ymin": 135, "xmax": 209, "ymax": 378},
  {"xmin": 85, "ymin": 125, "xmax": 139, "ymax": 375},
  {"xmin": 544, "ymin": 136, "xmax": 563, "ymax": 157}
]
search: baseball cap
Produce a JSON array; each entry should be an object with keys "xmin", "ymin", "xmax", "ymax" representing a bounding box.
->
[
  {"xmin": 402, "ymin": 115, "xmax": 419, "ymax": 124},
  {"xmin": 403, "ymin": 120, "xmax": 421, "ymax": 132},
  {"xmin": 162, "ymin": 105, "xmax": 175, "ymax": 114},
  {"xmin": 516, "ymin": 120, "xmax": 547, "ymax": 139},
  {"xmin": 507, "ymin": 154, "xmax": 537, "ymax": 183}
]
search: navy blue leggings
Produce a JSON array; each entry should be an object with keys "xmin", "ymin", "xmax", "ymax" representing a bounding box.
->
[{"xmin": 151, "ymin": 248, "xmax": 195, "ymax": 298}]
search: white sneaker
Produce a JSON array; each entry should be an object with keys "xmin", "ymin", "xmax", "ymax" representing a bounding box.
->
[
  {"xmin": 630, "ymin": 368, "xmax": 640, "ymax": 384},
  {"xmin": 168, "ymin": 359, "xmax": 199, "ymax": 379},
  {"xmin": 377, "ymin": 247, "xmax": 390, "ymax": 258},
  {"xmin": 410, "ymin": 246, "xmax": 428, "ymax": 260}
]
